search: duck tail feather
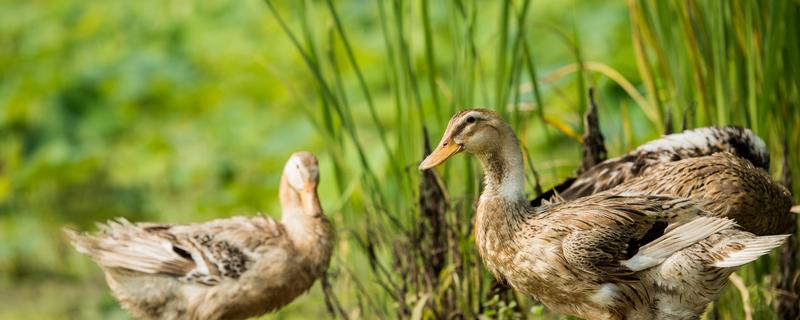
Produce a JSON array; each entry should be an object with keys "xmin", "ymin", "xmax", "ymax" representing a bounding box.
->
[
  {"xmin": 713, "ymin": 234, "xmax": 789, "ymax": 268},
  {"xmin": 623, "ymin": 217, "xmax": 735, "ymax": 271}
]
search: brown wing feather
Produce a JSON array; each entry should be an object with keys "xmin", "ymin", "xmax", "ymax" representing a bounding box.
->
[
  {"xmin": 558, "ymin": 195, "xmax": 711, "ymax": 280},
  {"xmin": 65, "ymin": 218, "xmax": 195, "ymax": 276},
  {"xmin": 533, "ymin": 126, "xmax": 770, "ymax": 205},
  {"xmin": 65, "ymin": 215, "xmax": 286, "ymax": 285}
]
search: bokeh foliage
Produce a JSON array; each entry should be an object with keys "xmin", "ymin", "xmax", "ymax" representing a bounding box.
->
[{"xmin": 0, "ymin": 0, "xmax": 797, "ymax": 319}]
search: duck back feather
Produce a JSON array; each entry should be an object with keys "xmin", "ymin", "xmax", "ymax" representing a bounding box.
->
[{"xmin": 532, "ymin": 126, "xmax": 769, "ymax": 206}]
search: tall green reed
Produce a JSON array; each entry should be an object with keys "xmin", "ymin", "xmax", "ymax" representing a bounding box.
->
[{"xmin": 265, "ymin": 0, "xmax": 799, "ymax": 318}]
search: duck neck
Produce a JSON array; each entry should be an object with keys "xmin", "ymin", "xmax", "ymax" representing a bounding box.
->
[
  {"xmin": 474, "ymin": 128, "xmax": 527, "ymax": 204},
  {"xmin": 472, "ymin": 125, "xmax": 529, "ymax": 277},
  {"xmin": 279, "ymin": 177, "xmax": 332, "ymax": 272}
]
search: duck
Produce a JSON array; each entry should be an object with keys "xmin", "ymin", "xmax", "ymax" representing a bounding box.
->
[
  {"xmin": 65, "ymin": 151, "xmax": 332, "ymax": 320},
  {"xmin": 532, "ymin": 126, "xmax": 771, "ymax": 207},
  {"xmin": 606, "ymin": 152, "xmax": 792, "ymax": 235},
  {"xmin": 533, "ymin": 127, "xmax": 791, "ymax": 236},
  {"xmin": 419, "ymin": 109, "xmax": 790, "ymax": 319}
]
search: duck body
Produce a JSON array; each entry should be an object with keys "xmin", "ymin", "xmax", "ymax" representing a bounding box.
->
[
  {"xmin": 476, "ymin": 194, "xmax": 656, "ymax": 319},
  {"xmin": 478, "ymin": 185, "xmax": 786, "ymax": 320},
  {"xmin": 421, "ymin": 109, "xmax": 789, "ymax": 320},
  {"xmin": 533, "ymin": 126, "xmax": 770, "ymax": 206},
  {"xmin": 66, "ymin": 152, "xmax": 332, "ymax": 320},
  {"xmin": 612, "ymin": 152, "xmax": 792, "ymax": 235}
]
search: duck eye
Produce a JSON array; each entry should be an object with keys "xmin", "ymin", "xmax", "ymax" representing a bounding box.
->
[{"xmin": 466, "ymin": 116, "xmax": 476, "ymax": 124}]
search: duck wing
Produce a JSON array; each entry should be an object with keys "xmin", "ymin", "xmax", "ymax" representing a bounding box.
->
[
  {"xmin": 558, "ymin": 195, "xmax": 734, "ymax": 280},
  {"xmin": 608, "ymin": 152, "xmax": 793, "ymax": 235},
  {"xmin": 65, "ymin": 215, "xmax": 286, "ymax": 285},
  {"xmin": 531, "ymin": 126, "xmax": 769, "ymax": 206}
]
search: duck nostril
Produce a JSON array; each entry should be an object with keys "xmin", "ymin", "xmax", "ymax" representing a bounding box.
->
[{"xmin": 443, "ymin": 142, "xmax": 448, "ymax": 146}]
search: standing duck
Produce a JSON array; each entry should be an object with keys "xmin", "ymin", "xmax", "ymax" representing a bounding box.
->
[
  {"xmin": 65, "ymin": 152, "xmax": 332, "ymax": 320},
  {"xmin": 420, "ymin": 109, "xmax": 789, "ymax": 319},
  {"xmin": 533, "ymin": 126, "xmax": 770, "ymax": 206}
]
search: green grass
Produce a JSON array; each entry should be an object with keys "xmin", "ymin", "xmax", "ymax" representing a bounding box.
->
[
  {"xmin": 0, "ymin": 0, "xmax": 797, "ymax": 319},
  {"xmin": 264, "ymin": 0, "xmax": 800, "ymax": 318}
]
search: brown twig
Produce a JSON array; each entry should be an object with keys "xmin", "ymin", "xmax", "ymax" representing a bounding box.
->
[
  {"xmin": 681, "ymin": 102, "xmax": 695, "ymax": 131},
  {"xmin": 777, "ymin": 136, "xmax": 798, "ymax": 320},
  {"xmin": 579, "ymin": 88, "xmax": 607, "ymax": 174},
  {"xmin": 321, "ymin": 272, "xmax": 351, "ymax": 320},
  {"xmin": 523, "ymin": 145, "xmax": 543, "ymax": 197},
  {"xmin": 664, "ymin": 104, "xmax": 673, "ymax": 135},
  {"xmin": 419, "ymin": 127, "xmax": 449, "ymax": 287}
]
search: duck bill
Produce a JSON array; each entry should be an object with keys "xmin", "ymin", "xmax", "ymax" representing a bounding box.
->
[
  {"xmin": 419, "ymin": 140, "xmax": 462, "ymax": 170},
  {"xmin": 300, "ymin": 187, "xmax": 323, "ymax": 217}
]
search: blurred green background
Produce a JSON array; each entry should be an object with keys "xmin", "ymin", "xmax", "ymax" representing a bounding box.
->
[{"xmin": 1, "ymin": 0, "xmax": 797, "ymax": 319}]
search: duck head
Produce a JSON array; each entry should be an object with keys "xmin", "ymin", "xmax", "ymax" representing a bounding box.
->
[
  {"xmin": 281, "ymin": 151, "xmax": 323, "ymax": 217},
  {"xmin": 420, "ymin": 109, "xmax": 526, "ymax": 200},
  {"xmin": 419, "ymin": 109, "xmax": 511, "ymax": 170}
]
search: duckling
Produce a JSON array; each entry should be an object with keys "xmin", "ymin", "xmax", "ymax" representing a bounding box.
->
[
  {"xmin": 533, "ymin": 126, "xmax": 770, "ymax": 206},
  {"xmin": 65, "ymin": 152, "xmax": 332, "ymax": 320},
  {"xmin": 420, "ymin": 109, "xmax": 789, "ymax": 319}
]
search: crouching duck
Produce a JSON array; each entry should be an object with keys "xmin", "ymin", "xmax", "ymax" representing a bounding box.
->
[
  {"xmin": 534, "ymin": 126, "xmax": 771, "ymax": 206},
  {"xmin": 65, "ymin": 152, "xmax": 332, "ymax": 320},
  {"xmin": 420, "ymin": 109, "xmax": 789, "ymax": 319},
  {"xmin": 534, "ymin": 126, "xmax": 791, "ymax": 236}
]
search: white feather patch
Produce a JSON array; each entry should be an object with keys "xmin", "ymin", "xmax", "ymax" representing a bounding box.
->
[
  {"xmin": 637, "ymin": 127, "xmax": 722, "ymax": 153},
  {"xmin": 623, "ymin": 217, "xmax": 735, "ymax": 271},
  {"xmin": 713, "ymin": 235, "xmax": 788, "ymax": 268},
  {"xmin": 591, "ymin": 283, "xmax": 619, "ymax": 306}
]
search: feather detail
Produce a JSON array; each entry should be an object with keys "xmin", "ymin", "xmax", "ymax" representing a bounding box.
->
[
  {"xmin": 713, "ymin": 234, "xmax": 789, "ymax": 268},
  {"xmin": 537, "ymin": 126, "xmax": 770, "ymax": 204},
  {"xmin": 622, "ymin": 217, "xmax": 735, "ymax": 271},
  {"xmin": 64, "ymin": 219, "xmax": 195, "ymax": 276}
]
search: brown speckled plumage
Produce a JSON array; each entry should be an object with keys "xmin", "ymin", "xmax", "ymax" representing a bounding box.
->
[
  {"xmin": 65, "ymin": 152, "xmax": 332, "ymax": 320},
  {"xmin": 611, "ymin": 152, "xmax": 793, "ymax": 235},
  {"xmin": 421, "ymin": 109, "xmax": 790, "ymax": 320},
  {"xmin": 532, "ymin": 126, "xmax": 771, "ymax": 207}
]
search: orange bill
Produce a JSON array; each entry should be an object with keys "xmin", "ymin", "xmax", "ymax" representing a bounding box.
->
[
  {"xmin": 301, "ymin": 189, "xmax": 324, "ymax": 217},
  {"xmin": 419, "ymin": 140, "xmax": 463, "ymax": 170}
]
